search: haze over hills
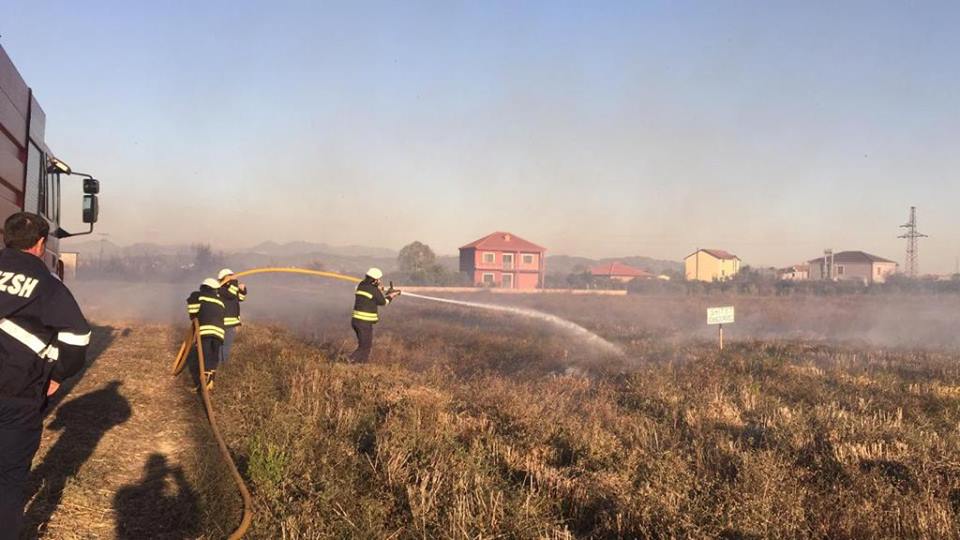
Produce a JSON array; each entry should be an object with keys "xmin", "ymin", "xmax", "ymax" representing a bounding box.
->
[{"xmin": 62, "ymin": 240, "xmax": 682, "ymax": 276}]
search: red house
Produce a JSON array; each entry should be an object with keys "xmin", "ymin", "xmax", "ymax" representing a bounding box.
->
[{"xmin": 459, "ymin": 232, "xmax": 546, "ymax": 289}]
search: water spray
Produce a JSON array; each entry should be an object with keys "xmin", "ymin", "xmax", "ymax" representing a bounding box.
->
[
  {"xmin": 211, "ymin": 267, "xmax": 621, "ymax": 355},
  {"xmin": 402, "ymin": 291, "xmax": 622, "ymax": 355}
]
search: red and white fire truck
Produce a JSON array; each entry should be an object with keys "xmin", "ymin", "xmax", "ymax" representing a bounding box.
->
[{"xmin": 0, "ymin": 43, "xmax": 100, "ymax": 277}]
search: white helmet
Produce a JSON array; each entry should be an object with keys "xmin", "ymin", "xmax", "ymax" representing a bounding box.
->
[
  {"xmin": 202, "ymin": 278, "xmax": 220, "ymax": 289},
  {"xmin": 218, "ymin": 268, "xmax": 235, "ymax": 280},
  {"xmin": 366, "ymin": 267, "xmax": 383, "ymax": 280}
]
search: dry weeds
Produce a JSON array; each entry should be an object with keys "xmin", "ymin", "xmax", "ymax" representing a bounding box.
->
[{"xmin": 209, "ymin": 308, "xmax": 960, "ymax": 539}]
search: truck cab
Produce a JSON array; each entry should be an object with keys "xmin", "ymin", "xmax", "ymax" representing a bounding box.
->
[{"xmin": 0, "ymin": 44, "xmax": 100, "ymax": 277}]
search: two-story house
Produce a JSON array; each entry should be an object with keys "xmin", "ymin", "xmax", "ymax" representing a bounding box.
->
[{"xmin": 459, "ymin": 232, "xmax": 545, "ymax": 289}]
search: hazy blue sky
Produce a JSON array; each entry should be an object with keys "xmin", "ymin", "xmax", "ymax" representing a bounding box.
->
[{"xmin": 2, "ymin": 1, "xmax": 958, "ymax": 271}]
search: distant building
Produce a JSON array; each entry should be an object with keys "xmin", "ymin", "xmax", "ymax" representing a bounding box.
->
[
  {"xmin": 60, "ymin": 252, "xmax": 78, "ymax": 281},
  {"xmin": 459, "ymin": 231, "xmax": 545, "ymax": 289},
  {"xmin": 590, "ymin": 261, "xmax": 654, "ymax": 282},
  {"xmin": 778, "ymin": 264, "xmax": 809, "ymax": 281},
  {"xmin": 684, "ymin": 249, "xmax": 741, "ymax": 282},
  {"xmin": 807, "ymin": 251, "xmax": 898, "ymax": 284}
]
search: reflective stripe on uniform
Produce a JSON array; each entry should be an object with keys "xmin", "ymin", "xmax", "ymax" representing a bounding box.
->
[
  {"xmin": 224, "ymin": 317, "xmax": 241, "ymax": 326},
  {"xmin": 352, "ymin": 310, "xmax": 378, "ymax": 322},
  {"xmin": 238, "ymin": 292, "xmax": 246, "ymax": 301},
  {"xmin": 355, "ymin": 290, "xmax": 373, "ymax": 299},
  {"xmin": 199, "ymin": 296, "xmax": 224, "ymax": 307},
  {"xmin": 228, "ymin": 285, "xmax": 239, "ymax": 295},
  {"xmin": 198, "ymin": 324, "xmax": 225, "ymax": 338},
  {"xmin": 57, "ymin": 330, "xmax": 91, "ymax": 346},
  {"xmin": 187, "ymin": 303, "xmax": 201, "ymax": 314},
  {"xmin": 0, "ymin": 317, "xmax": 60, "ymax": 360}
]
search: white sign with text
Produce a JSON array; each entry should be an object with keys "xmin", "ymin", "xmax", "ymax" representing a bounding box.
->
[{"xmin": 707, "ymin": 306, "xmax": 735, "ymax": 325}]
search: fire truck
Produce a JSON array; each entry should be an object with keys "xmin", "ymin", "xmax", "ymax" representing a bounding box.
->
[{"xmin": 0, "ymin": 43, "xmax": 100, "ymax": 277}]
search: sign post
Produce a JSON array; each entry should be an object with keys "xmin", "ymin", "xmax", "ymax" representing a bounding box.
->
[{"xmin": 706, "ymin": 306, "xmax": 735, "ymax": 351}]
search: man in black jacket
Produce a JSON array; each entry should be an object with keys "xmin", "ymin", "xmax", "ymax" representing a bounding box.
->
[
  {"xmin": 193, "ymin": 278, "xmax": 225, "ymax": 390},
  {"xmin": 0, "ymin": 212, "xmax": 90, "ymax": 539},
  {"xmin": 350, "ymin": 268, "xmax": 399, "ymax": 363},
  {"xmin": 217, "ymin": 268, "xmax": 246, "ymax": 365}
]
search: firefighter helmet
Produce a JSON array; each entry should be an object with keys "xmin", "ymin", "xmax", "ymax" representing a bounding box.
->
[
  {"xmin": 366, "ymin": 267, "xmax": 383, "ymax": 280},
  {"xmin": 202, "ymin": 278, "xmax": 220, "ymax": 289},
  {"xmin": 218, "ymin": 268, "xmax": 235, "ymax": 280}
]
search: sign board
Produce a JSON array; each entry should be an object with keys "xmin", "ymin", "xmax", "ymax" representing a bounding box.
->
[{"xmin": 707, "ymin": 306, "xmax": 735, "ymax": 325}]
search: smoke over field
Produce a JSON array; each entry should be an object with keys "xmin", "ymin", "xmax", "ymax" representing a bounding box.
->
[
  {"xmin": 73, "ymin": 277, "xmax": 960, "ymax": 354},
  {"xmin": 70, "ymin": 278, "xmax": 960, "ymax": 536}
]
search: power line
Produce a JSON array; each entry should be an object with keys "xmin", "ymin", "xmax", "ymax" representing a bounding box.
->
[{"xmin": 897, "ymin": 206, "xmax": 927, "ymax": 278}]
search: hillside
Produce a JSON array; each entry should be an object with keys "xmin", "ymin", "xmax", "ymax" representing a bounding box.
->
[{"xmin": 63, "ymin": 240, "xmax": 682, "ymax": 280}]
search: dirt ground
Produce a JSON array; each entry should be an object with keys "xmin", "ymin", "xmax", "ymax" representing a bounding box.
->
[{"xmin": 20, "ymin": 321, "xmax": 205, "ymax": 540}]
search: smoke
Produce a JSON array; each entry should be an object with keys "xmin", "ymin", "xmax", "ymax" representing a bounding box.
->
[{"xmin": 69, "ymin": 278, "xmax": 960, "ymax": 357}]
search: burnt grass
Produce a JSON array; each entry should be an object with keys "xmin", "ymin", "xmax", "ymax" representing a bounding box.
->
[{"xmin": 207, "ymin": 298, "xmax": 960, "ymax": 539}]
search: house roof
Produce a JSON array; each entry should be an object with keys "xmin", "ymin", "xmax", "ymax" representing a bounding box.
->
[
  {"xmin": 590, "ymin": 261, "xmax": 653, "ymax": 278},
  {"xmin": 459, "ymin": 231, "xmax": 546, "ymax": 252},
  {"xmin": 808, "ymin": 251, "xmax": 897, "ymax": 265},
  {"xmin": 685, "ymin": 248, "xmax": 740, "ymax": 261}
]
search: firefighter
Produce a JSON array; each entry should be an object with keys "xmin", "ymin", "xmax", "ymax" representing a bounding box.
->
[
  {"xmin": 192, "ymin": 278, "xmax": 225, "ymax": 390},
  {"xmin": 217, "ymin": 268, "xmax": 246, "ymax": 365},
  {"xmin": 186, "ymin": 287, "xmax": 201, "ymax": 320},
  {"xmin": 350, "ymin": 268, "xmax": 400, "ymax": 363},
  {"xmin": 0, "ymin": 212, "xmax": 90, "ymax": 539}
]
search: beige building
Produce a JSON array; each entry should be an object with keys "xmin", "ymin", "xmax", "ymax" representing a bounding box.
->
[
  {"xmin": 684, "ymin": 249, "xmax": 741, "ymax": 282},
  {"xmin": 807, "ymin": 251, "xmax": 898, "ymax": 284},
  {"xmin": 60, "ymin": 252, "xmax": 78, "ymax": 281}
]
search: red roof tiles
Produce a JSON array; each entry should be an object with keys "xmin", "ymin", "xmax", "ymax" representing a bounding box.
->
[{"xmin": 460, "ymin": 232, "xmax": 545, "ymax": 252}]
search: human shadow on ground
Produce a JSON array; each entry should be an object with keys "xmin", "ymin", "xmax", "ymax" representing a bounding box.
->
[
  {"xmin": 113, "ymin": 453, "xmax": 200, "ymax": 539},
  {"xmin": 21, "ymin": 380, "xmax": 132, "ymax": 538},
  {"xmin": 41, "ymin": 324, "xmax": 118, "ymax": 418}
]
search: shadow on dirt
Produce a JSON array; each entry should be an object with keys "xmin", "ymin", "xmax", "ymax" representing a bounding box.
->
[
  {"xmin": 22, "ymin": 379, "xmax": 132, "ymax": 538},
  {"xmin": 23, "ymin": 326, "xmax": 132, "ymax": 538},
  {"xmin": 112, "ymin": 453, "xmax": 201, "ymax": 539}
]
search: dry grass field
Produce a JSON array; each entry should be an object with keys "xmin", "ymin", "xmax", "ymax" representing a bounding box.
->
[{"xmin": 194, "ymin": 292, "xmax": 960, "ymax": 539}]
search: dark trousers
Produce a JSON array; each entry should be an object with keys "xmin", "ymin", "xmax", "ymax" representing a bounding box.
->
[
  {"xmin": 0, "ymin": 427, "xmax": 42, "ymax": 540},
  {"xmin": 350, "ymin": 319, "xmax": 374, "ymax": 363},
  {"xmin": 221, "ymin": 326, "xmax": 237, "ymax": 365},
  {"xmin": 201, "ymin": 336, "xmax": 221, "ymax": 372},
  {"xmin": 188, "ymin": 337, "xmax": 221, "ymax": 386}
]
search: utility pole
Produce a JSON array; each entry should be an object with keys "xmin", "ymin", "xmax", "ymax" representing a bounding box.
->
[{"xmin": 898, "ymin": 206, "xmax": 927, "ymax": 278}]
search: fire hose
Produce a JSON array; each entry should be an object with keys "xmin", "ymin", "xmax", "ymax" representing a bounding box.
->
[{"xmin": 170, "ymin": 268, "xmax": 364, "ymax": 538}]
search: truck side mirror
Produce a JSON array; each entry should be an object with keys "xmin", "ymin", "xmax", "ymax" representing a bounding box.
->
[
  {"xmin": 83, "ymin": 178, "xmax": 100, "ymax": 194},
  {"xmin": 83, "ymin": 194, "xmax": 99, "ymax": 223}
]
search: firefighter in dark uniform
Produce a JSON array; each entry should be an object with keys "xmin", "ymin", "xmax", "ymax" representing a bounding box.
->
[
  {"xmin": 191, "ymin": 278, "xmax": 225, "ymax": 390},
  {"xmin": 350, "ymin": 268, "xmax": 400, "ymax": 363},
  {"xmin": 217, "ymin": 268, "xmax": 246, "ymax": 365},
  {"xmin": 0, "ymin": 212, "xmax": 90, "ymax": 539},
  {"xmin": 186, "ymin": 288, "xmax": 201, "ymax": 320}
]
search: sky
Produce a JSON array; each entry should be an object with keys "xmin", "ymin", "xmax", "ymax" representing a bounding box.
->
[{"xmin": 2, "ymin": 1, "xmax": 958, "ymax": 272}]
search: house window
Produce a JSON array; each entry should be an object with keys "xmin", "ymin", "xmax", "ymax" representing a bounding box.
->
[
  {"xmin": 482, "ymin": 273, "xmax": 495, "ymax": 285},
  {"xmin": 522, "ymin": 254, "xmax": 534, "ymax": 264},
  {"xmin": 837, "ymin": 265, "xmax": 845, "ymax": 276},
  {"xmin": 482, "ymin": 252, "xmax": 495, "ymax": 264}
]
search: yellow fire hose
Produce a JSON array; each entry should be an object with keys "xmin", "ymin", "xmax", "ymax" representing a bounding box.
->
[{"xmin": 173, "ymin": 267, "xmax": 363, "ymax": 538}]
